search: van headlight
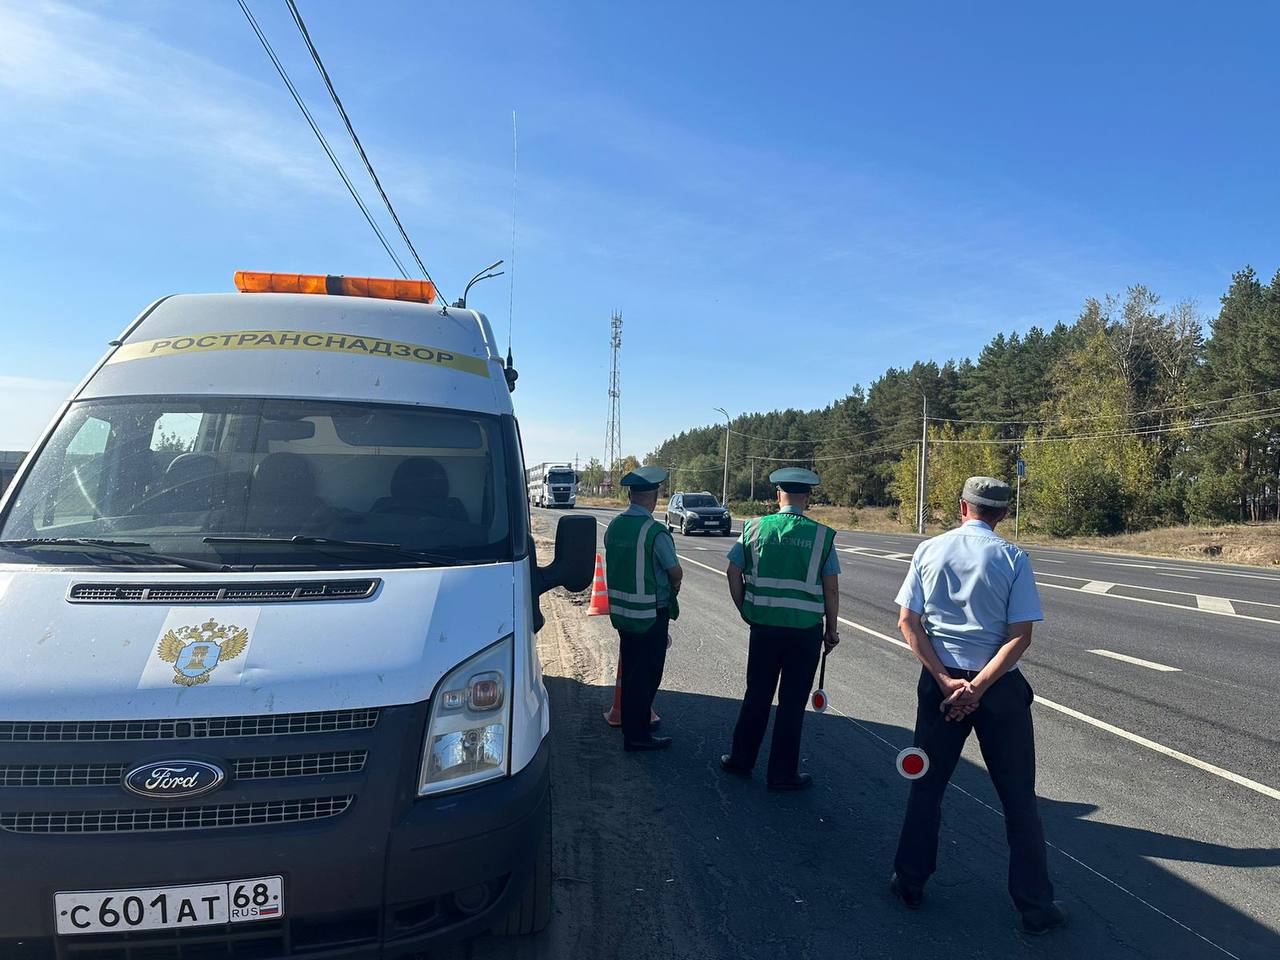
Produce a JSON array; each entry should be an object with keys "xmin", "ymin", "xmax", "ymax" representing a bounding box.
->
[{"xmin": 418, "ymin": 636, "xmax": 512, "ymax": 796}]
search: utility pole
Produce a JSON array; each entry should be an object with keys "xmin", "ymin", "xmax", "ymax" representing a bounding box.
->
[
  {"xmin": 917, "ymin": 394, "xmax": 929, "ymax": 534},
  {"xmin": 749, "ymin": 457, "xmax": 755, "ymax": 501},
  {"xmin": 603, "ymin": 311, "xmax": 623, "ymax": 492},
  {"xmin": 715, "ymin": 407, "xmax": 731, "ymax": 505},
  {"xmin": 1015, "ymin": 454, "xmax": 1025, "ymax": 539}
]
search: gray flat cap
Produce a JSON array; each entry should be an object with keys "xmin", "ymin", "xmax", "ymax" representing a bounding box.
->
[{"xmin": 962, "ymin": 476, "xmax": 1012, "ymax": 508}]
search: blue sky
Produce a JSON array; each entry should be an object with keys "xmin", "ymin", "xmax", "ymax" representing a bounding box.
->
[{"xmin": 1, "ymin": 1, "xmax": 1277, "ymax": 463}]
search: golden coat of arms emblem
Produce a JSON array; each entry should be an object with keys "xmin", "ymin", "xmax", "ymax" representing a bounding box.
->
[{"xmin": 157, "ymin": 619, "xmax": 250, "ymax": 687}]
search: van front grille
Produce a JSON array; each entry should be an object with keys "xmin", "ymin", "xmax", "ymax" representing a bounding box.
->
[
  {"xmin": 0, "ymin": 709, "xmax": 380, "ymax": 743},
  {"xmin": 66, "ymin": 579, "xmax": 380, "ymax": 604},
  {"xmin": 0, "ymin": 796, "xmax": 354, "ymax": 834},
  {"xmin": 0, "ymin": 764, "xmax": 126, "ymax": 788},
  {"xmin": 0, "ymin": 751, "xmax": 370, "ymax": 788},
  {"xmin": 234, "ymin": 751, "xmax": 367, "ymax": 780}
]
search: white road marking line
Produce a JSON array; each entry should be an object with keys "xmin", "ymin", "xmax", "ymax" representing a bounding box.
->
[
  {"xmin": 822, "ymin": 547, "xmax": 1280, "ymax": 624},
  {"xmin": 1155, "ymin": 572, "xmax": 1199, "ymax": 579},
  {"xmin": 677, "ymin": 554, "xmax": 1280, "ymax": 799},
  {"xmin": 829, "ymin": 615, "xmax": 1280, "ymax": 803},
  {"xmin": 841, "ymin": 551, "xmax": 911, "ymax": 564},
  {"xmin": 1041, "ymin": 572, "xmax": 1280, "ymax": 610},
  {"xmin": 1088, "ymin": 649, "xmax": 1182, "ymax": 672},
  {"xmin": 826, "ymin": 707, "xmax": 1243, "ymax": 960},
  {"xmin": 1034, "ymin": 695, "xmax": 1280, "ymax": 801},
  {"xmin": 1034, "ymin": 558, "xmax": 1066, "ymax": 563},
  {"xmin": 1197, "ymin": 595, "xmax": 1235, "ymax": 615},
  {"xmin": 678, "ymin": 554, "xmax": 727, "ymax": 576},
  {"xmin": 1090, "ymin": 559, "xmax": 1280, "ymax": 583},
  {"xmin": 1038, "ymin": 581, "xmax": 1280, "ymax": 626}
]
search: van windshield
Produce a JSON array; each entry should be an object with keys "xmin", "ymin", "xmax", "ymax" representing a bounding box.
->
[{"xmin": 0, "ymin": 397, "xmax": 515, "ymax": 569}]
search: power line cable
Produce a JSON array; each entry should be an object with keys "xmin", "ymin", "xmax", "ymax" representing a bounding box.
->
[
  {"xmin": 930, "ymin": 406, "xmax": 1280, "ymax": 445},
  {"xmin": 283, "ymin": 0, "xmax": 443, "ymax": 297},
  {"xmin": 723, "ymin": 387, "xmax": 1280, "ymax": 448},
  {"xmin": 237, "ymin": 0, "xmax": 408, "ymax": 278},
  {"xmin": 932, "ymin": 385, "xmax": 1280, "ymax": 427},
  {"xmin": 760, "ymin": 440, "xmax": 920, "ymax": 463},
  {"xmin": 728, "ymin": 422, "xmax": 893, "ymax": 445}
]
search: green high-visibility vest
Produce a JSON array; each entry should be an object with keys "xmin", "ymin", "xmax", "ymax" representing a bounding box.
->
[
  {"xmin": 739, "ymin": 512, "xmax": 836, "ymax": 629},
  {"xmin": 604, "ymin": 512, "xmax": 679, "ymax": 633}
]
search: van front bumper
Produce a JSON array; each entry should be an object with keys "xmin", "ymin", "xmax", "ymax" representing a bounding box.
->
[{"xmin": 0, "ymin": 732, "xmax": 550, "ymax": 959}]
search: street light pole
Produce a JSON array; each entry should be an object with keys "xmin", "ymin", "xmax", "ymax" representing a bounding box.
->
[{"xmin": 714, "ymin": 407, "xmax": 731, "ymax": 505}]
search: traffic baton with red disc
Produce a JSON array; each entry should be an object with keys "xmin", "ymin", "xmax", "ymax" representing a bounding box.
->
[
  {"xmin": 810, "ymin": 647, "xmax": 829, "ymax": 713},
  {"xmin": 896, "ymin": 747, "xmax": 929, "ymax": 780}
]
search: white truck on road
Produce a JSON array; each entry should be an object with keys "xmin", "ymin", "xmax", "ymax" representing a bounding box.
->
[{"xmin": 526, "ymin": 463, "xmax": 577, "ymax": 509}]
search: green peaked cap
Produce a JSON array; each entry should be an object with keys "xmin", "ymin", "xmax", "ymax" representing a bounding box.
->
[
  {"xmin": 620, "ymin": 465, "xmax": 668, "ymax": 492},
  {"xmin": 769, "ymin": 467, "xmax": 820, "ymax": 492}
]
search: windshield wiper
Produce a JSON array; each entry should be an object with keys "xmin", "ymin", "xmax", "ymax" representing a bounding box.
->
[
  {"xmin": 203, "ymin": 536, "xmax": 457, "ymax": 566},
  {"xmin": 0, "ymin": 538, "xmax": 229, "ymax": 572}
]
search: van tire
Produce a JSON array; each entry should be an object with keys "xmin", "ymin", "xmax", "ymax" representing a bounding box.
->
[{"xmin": 494, "ymin": 792, "xmax": 552, "ymax": 936}]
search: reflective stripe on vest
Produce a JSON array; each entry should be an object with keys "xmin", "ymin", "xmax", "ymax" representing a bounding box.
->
[{"xmin": 740, "ymin": 513, "xmax": 834, "ymax": 628}]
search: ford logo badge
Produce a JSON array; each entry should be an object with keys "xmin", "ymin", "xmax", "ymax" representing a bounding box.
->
[{"xmin": 123, "ymin": 760, "xmax": 225, "ymax": 800}]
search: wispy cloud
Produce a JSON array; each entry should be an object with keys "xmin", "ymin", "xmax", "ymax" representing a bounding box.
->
[{"xmin": 0, "ymin": 1, "xmax": 341, "ymax": 198}]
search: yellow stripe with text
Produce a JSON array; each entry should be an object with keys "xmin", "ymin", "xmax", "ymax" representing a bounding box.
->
[{"xmin": 107, "ymin": 330, "xmax": 491, "ymax": 378}]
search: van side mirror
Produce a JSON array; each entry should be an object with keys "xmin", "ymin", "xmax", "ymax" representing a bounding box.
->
[{"xmin": 535, "ymin": 515, "xmax": 596, "ymax": 596}]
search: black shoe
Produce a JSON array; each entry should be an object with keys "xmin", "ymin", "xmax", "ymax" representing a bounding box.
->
[
  {"xmin": 624, "ymin": 736, "xmax": 673, "ymax": 752},
  {"xmin": 719, "ymin": 755, "xmax": 751, "ymax": 778},
  {"xmin": 766, "ymin": 773, "xmax": 813, "ymax": 791},
  {"xmin": 1021, "ymin": 902, "xmax": 1068, "ymax": 935},
  {"xmin": 889, "ymin": 873, "xmax": 923, "ymax": 910}
]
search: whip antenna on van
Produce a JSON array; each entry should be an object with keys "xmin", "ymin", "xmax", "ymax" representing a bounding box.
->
[{"xmin": 508, "ymin": 109, "xmax": 519, "ymax": 355}]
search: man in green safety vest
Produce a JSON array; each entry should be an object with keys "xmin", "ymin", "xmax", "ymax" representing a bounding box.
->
[
  {"xmin": 604, "ymin": 466, "xmax": 683, "ymax": 752},
  {"xmin": 720, "ymin": 467, "xmax": 841, "ymax": 790}
]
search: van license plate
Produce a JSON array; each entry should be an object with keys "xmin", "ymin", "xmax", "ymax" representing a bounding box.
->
[{"xmin": 56, "ymin": 876, "xmax": 283, "ymax": 935}]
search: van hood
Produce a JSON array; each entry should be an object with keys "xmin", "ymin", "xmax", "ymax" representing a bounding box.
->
[{"xmin": 0, "ymin": 563, "xmax": 516, "ymax": 721}]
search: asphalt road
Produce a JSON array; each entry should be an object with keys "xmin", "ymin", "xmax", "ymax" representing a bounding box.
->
[{"xmin": 451, "ymin": 506, "xmax": 1279, "ymax": 960}]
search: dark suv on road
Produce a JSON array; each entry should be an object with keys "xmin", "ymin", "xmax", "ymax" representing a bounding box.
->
[{"xmin": 665, "ymin": 492, "xmax": 732, "ymax": 536}]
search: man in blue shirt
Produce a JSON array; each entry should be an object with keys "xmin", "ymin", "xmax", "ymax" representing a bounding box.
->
[{"xmin": 890, "ymin": 477, "xmax": 1066, "ymax": 935}]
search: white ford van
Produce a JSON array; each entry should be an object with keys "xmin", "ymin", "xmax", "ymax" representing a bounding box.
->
[{"xmin": 0, "ymin": 273, "xmax": 594, "ymax": 958}]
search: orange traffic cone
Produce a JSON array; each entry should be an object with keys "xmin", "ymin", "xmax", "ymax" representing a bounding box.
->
[
  {"xmin": 586, "ymin": 554, "xmax": 610, "ymax": 616},
  {"xmin": 603, "ymin": 660, "xmax": 661, "ymax": 728}
]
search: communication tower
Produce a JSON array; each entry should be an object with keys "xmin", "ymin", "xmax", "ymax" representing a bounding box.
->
[{"xmin": 603, "ymin": 311, "xmax": 623, "ymax": 491}]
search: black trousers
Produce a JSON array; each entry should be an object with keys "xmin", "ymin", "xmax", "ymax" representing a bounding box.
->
[
  {"xmin": 894, "ymin": 666, "xmax": 1055, "ymax": 915},
  {"xmin": 618, "ymin": 609, "xmax": 670, "ymax": 744},
  {"xmin": 728, "ymin": 623, "xmax": 823, "ymax": 782}
]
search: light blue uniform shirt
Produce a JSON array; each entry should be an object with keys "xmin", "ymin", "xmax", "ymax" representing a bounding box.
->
[
  {"xmin": 727, "ymin": 506, "xmax": 842, "ymax": 576},
  {"xmin": 622, "ymin": 504, "xmax": 680, "ymax": 607},
  {"xmin": 894, "ymin": 520, "xmax": 1043, "ymax": 671}
]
